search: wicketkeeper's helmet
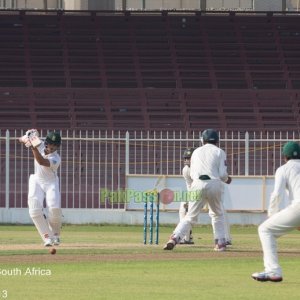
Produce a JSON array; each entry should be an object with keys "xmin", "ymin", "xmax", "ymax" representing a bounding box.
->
[
  {"xmin": 201, "ymin": 129, "xmax": 219, "ymax": 144},
  {"xmin": 183, "ymin": 147, "xmax": 195, "ymax": 159},
  {"xmin": 45, "ymin": 132, "xmax": 61, "ymax": 146}
]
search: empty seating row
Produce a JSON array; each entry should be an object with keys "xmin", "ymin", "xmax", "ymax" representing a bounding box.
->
[
  {"xmin": 1, "ymin": 11, "xmax": 300, "ymax": 132},
  {"xmin": 1, "ymin": 12, "xmax": 300, "ymax": 89},
  {"xmin": 1, "ymin": 87, "xmax": 299, "ymax": 132}
]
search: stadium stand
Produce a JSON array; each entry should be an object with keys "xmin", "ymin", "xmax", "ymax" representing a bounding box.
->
[
  {"xmin": 3, "ymin": 10, "xmax": 300, "ymax": 209},
  {"xmin": 0, "ymin": 10, "xmax": 300, "ymax": 132}
]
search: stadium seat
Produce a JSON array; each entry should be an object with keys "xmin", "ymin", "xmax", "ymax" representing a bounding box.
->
[{"xmin": 1, "ymin": 11, "xmax": 300, "ymax": 133}]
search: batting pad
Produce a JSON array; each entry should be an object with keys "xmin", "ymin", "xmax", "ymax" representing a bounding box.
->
[
  {"xmin": 29, "ymin": 208, "xmax": 52, "ymax": 241},
  {"xmin": 48, "ymin": 208, "xmax": 62, "ymax": 236}
]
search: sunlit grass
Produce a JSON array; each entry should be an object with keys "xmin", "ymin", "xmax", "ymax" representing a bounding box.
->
[{"xmin": 0, "ymin": 225, "xmax": 300, "ymax": 300}]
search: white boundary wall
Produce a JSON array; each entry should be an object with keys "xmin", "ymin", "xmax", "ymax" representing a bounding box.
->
[
  {"xmin": 0, "ymin": 175, "xmax": 288, "ymax": 225},
  {"xmin": 0, "ymin": 208, "xmax": 268, "ymax": 226},
  {"xmin": 125, "ymin": 175, "xmax": 285, "ymax": 211}
]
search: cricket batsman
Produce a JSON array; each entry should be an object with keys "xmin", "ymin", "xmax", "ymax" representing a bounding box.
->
[{"xmin": 19, "ymin": 129, "xmax": 62, "ymax": 247}]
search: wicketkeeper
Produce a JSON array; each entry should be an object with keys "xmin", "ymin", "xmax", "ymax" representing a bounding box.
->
[
  {"xmin": 19, "ymin": 129, "xmax": 62, "ymax": 247},
  {"xmin": 179, "ymin": 147, "xmax": 195, "ymax": 244}
]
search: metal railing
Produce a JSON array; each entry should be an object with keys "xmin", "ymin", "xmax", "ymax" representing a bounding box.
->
[{"xmin": 1, "ymin": 129, "xmax": 299, "ymax": 209}]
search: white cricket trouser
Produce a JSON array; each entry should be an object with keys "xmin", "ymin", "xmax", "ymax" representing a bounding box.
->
[
  {"xmin": 28, "ymin": 174, "xmax": 61, "ymax": 241},
  {"xmin": 179, "ymin": 202, "xmax": 191, "ymax": 240},
  {"xmin": 179, "ymin": 202, "xmax": 188, "ymax": 221},
  {"xmin": 173, "ymin": 179, "xmax": 226, "ymax": 242},
  {"xmin": 209, "ymin": 199, "xmax": 231, "ymax": 241},
  {"xmin": 258, "ymin": 201, "xmax": 300, "ymax": 276},
  {"xmin": 208, "ymin": 203, "xmax": 231, "ymax": 241},
  {"xmin": 28, "ymin": 174, "xmax": 61, "ymax": 209}
]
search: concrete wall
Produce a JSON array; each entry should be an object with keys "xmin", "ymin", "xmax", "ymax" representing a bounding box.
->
[
  {"xmin": 0, "ymin": 175, "xmax": 280, "ymax": 225},
  {"xmin": 0, "ymin": 208, "xmax": 267, "ymax": 225}
]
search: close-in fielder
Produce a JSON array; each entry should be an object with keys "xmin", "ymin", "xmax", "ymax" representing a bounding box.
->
[
  {"xmin": 20, "ymin": 130, "xmax": 62, "ymax": 247},
  {"xmin": 164, "ymin": 129, "xmax": 232, "ymax": 251},
  {"xmin": 252, "ymin": 141, "xmax": 300, "ymax": 282},
  {"xmin": 180, "ymin": 147, "xmax": 232, "ymax": 246}
]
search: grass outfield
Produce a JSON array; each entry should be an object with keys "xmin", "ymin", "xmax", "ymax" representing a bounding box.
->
[{"xmin": 0, "ymin": 225, "xmax": 300, "ymax": 300}]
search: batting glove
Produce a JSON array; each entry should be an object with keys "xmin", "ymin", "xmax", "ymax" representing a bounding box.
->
[{"xmin": 26, "ymin": 129, "xmax": 39, "ymax": 137}]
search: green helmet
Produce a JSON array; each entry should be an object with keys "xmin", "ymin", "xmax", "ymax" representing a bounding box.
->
[
  {"xmin": 282, "ymin": 141, "xmax": 300, "ymax": 159},
  {"xmin": 45, "ymin": 131, "xmax": 61, "ymax": 146},
  {"xmin": 183, "ymin": 147, "xmax": 195, "ymax": 159}
]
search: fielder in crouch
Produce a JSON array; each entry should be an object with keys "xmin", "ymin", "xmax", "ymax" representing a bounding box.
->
[
  {"xmin": 179, "ymin": 147, "xmax": 195, "ymax": 244},
  {"xmin": 164, "ymin": 129, "xmax": 232, "ymax": 251},
  {"xmin": 252, "ymin": 141, "xmax": 300, "ymax": 282},
  {"xmin": 20, "ymin": 130, "xmax": 62, "ymax": 247}
]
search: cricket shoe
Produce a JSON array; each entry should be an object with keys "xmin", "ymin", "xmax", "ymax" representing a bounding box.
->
[
  {"xmin": 163, "ymin": 237, "xmax": 177, "ymax": 250},
  {"xmin": 251, "ymin": 271, "xmax": 282, "ymax": 282},
  {"xmin": 44, "ymin": 238, "xmax": 53, "ymax": 247},
  {"xmin": 213, "ymin": 243, "xmax": 227, "ymax": 252},
  {"xmin": 225, "ymin": 240, "xmax": 232, "ymax": 246},
  {"xmin": 53, "ymin": 236, "xmax": 61, "ymax": 246},
  {"xmin": 179, "ymin": 239, "xmax": 194, "ymax": 245}
]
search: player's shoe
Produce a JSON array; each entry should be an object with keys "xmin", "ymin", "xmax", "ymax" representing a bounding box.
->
[
  {"xmin": 53, "ymin": 236, "xmax": 60, "ymax": 246},
  {"xmin": 163, "ymin": 237, "xmax": 177, "ymax": 250},
  {"xmin": 251, "ymin": 271, "xmax": 282, "ymax": 282},
  {"xmin": 225, "ymin": 240, "xmax": 232, "ymax": 246},
  {"xmin": 179, "ymin": 230, "xmax": 194, "ymax": 245},
  {"xmin": 179, "ymin": 239, "xmax": 194, "ymax": 245},
  {"xmin": 214, "ymin": 243, "xmax": 227, "ymax": 252},
  {"xmin": 44, "ymin": 238, "xmax": 53, "ymax": 247}
]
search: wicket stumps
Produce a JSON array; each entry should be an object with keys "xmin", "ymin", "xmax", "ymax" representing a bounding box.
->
[{"xmin": 143, "ymin": 191, "xmax": 160, "ymax": 245}]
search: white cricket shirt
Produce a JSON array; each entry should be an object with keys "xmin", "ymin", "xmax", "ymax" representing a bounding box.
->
[
  {"xmin": 190, "ymin": 143, "xmax": 229, "ymax": 183},
  {"xmin": 34, "ymin": 142, "xmax": 61, "ymax": 183},
  {"xmin": 268, "ymin": 159, "xmax": 300, "ymax": 216}
]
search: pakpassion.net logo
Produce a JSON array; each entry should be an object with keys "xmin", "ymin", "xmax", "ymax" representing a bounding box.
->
[{"xmin": 99, "ymin": 188, "xmax": 201, "ymax": 205}]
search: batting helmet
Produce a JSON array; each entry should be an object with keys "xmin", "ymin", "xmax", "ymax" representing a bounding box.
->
[
  {"xmin": 282, "ymin": 141, "xmax": 300, "ymax": 159},
  {"xmin": 45, "ymin": 132, "xmax": 61, "ymax": 146},
  {"xmin": 201, "ymin": 129, "xmax": 219, "ymax": 144},
  {"xmin": 183, "ymin": 147, "xmax": 195, "ymax": 159}
]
